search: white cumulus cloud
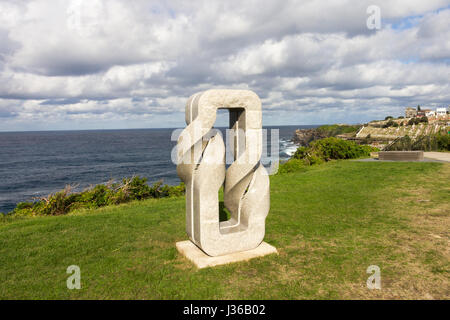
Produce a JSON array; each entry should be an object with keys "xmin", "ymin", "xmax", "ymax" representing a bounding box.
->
[{"xmin": 0, "ymin": 0, "xmax": 449, "ymax": 130}]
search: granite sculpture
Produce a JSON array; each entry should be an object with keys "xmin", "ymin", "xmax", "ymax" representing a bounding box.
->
[{"xmin": 177, "ymin": 89, "xmax": 270, "ymax": 257}]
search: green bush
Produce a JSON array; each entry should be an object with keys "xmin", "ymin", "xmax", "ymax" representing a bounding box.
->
[
  {"xmin": 407, "ymin": 117, "xmax": 428, "ymax": 126},
  {"xmin": 316, "ymin": 124, "xmax": 361, "ymax": 137},
  {"xmin": 279, "ymin": 137, "xmax": 378, "ymax": 174},
  {"xmin": 305, "ymin": 154, "xmax": 325, "ymax": 166},
  {"xmin": 290, "ymin": 137, "xmax": 375, "ymax": 165},
  {"xmin": 383, "ymin": 120, "xmax": 396, "ymax": 128},
  {"xmin": 292, "ymin": 146, "xmax": 308, "ymax": 159},
  {"xmin": 359, "ymin": 144, "xmax": 379, "ymax": 155},
  {"xmin": 10, "ymin": 177, "xmax": 185, "ymax": 216},
  {"xmin": 306, "ymin": 137, "xmax": 377, "ymax": 160},
  {"xmin": 408, "ymin": 118, "xmax": 419, "ymax": 126},
  {"xmin": 436, "ymin": 133, "xmax": 450, "ymax": 151},
  {"xmin": 11, "ymin": 202, "xmax": 34, "ymax": 216},
  {"xmin": 277, "ymin": 159, "xmax": 308, "ymax": 174}
]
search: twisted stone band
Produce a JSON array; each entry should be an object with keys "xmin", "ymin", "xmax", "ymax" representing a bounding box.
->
[{"xmin": 177, "ymin": 89, "xmax": 270, "ymax": 257}]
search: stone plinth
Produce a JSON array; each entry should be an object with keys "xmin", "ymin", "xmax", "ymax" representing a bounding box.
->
[{"xmin": 176, "ymin": 240, "xmax": 278, "ymax": 269}]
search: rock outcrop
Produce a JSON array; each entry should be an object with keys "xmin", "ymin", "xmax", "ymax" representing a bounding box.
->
[{"xmin": 292, "ymin": 128, "xmax": 327, "ymax": 146}]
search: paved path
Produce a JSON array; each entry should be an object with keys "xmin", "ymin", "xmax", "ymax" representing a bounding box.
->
[{"xmin": 424, "ymin": 152, "xmax": 450, "ymax": 162}]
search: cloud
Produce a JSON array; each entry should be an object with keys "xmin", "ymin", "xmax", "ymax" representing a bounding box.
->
[{"xmin": 0, "ymin": 0, "xmax": 449, "ymax": 130}]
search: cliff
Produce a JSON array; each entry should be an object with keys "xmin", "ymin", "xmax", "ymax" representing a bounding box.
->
[
  {"xmin": 292, "ymin": 124, "xmax": 361, "ymax": 146},
  {"xmin": 292, "ymin": 128, "xmax": 328, "ymax": 146}
]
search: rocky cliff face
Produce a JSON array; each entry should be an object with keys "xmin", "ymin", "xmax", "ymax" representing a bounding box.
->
[{"xmin": 292, "ymin": 128, "xmax": 327, "ymax": 146}]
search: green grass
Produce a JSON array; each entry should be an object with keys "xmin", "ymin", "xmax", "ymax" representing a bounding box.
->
[
  {"xmin": 1, "ymin": 161, "xmax": 449, "ymax": 299},
  {"xmin": 316, "ymin": 124, "xmax": 360, "ymax": 136}
]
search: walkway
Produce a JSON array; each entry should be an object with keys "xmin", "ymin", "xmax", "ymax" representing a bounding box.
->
[{"xmin": 424, "ymin": 152, "xmax": 450, "ymax": 162}]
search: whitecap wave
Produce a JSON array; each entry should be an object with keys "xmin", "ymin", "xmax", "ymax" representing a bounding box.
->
[{"xmin": 279, "ymin": 139, "xmax": 299, "ymax": 158}]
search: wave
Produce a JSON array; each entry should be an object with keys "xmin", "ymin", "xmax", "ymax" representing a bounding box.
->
[{"xmin": 279, "ymin": 138, "xmax": 299, "ymax": 158}]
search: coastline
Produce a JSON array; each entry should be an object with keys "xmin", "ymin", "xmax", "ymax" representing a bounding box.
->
[{"xmin": 0, "ymin": 125, "xmax": 315, "ymax": 213}]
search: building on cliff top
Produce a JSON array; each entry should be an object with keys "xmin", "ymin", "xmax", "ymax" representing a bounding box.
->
[{"xmin": 405, "ymin": 107, "xmax": 416, "ymax": 118}]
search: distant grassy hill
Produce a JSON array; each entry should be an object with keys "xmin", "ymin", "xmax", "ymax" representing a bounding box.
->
[
  {"xmin": 316, "ymin": 124, "xmax": 361, "ymax": 136},
  {"xmin": 1, "ymin": 161, "xmax": 449, "ymax": 299}
]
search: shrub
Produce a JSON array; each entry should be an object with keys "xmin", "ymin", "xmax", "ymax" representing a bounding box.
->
[
  {"xmin": 15, "ymin": 202, "xmax": 34, "ymax": 210},
  {"xmin": 9, "ymin": 177, "xmax": 185, "ymax": 216},
  {"xmin": 310, "ymin": 137, "xmax": 377, "ymax": 160},
  {"xmin": 293, "ymin": 137, "xmax": 378, "ymax": 162},
  {"xmin": 292, "ymin": 146, "xmax": 308, "ymax": 159},
  {"xmin": 316, "ymin": 124, "xmax": 361, "ymax": 137},
  {"xmin": 277, "ymin": 159, "xmax": 308, "ymax": 174},
  {"xmin": 280, "ymin": 137, "xmax": 378, "ymax": 174},
  {"xmin": 11, "ymin": 202, "xmax": 35, "ymax": 216},
  {"xmin": 304, "ymin": 154, "xmax": 325, "ymax": 166},
  {"xmin": 436, "ymin": 133, "xmax": 450, "ymax": 151},
  {"xmin": 383, "ymin": 120, "xmax": 395, "ymax": 128},
  {"xmin": 408, "ymin": 118, "xmax": 419, "ymax": 126},
  {"xmin": 420, "ymin": 116, "xmax": 429, "ymax": 123},
  {"xmin": 407, "ymin": 116, "xmax": 428, "ymax": 126}
]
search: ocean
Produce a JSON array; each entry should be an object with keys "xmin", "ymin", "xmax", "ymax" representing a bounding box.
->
[{"xmin": 0, "ymin": 125, "xmax": 316, "ymax": 213}]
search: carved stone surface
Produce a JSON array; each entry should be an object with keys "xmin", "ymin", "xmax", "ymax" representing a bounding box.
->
[{"xmin": 177, "ymin": 89, "xmax": 270, "ymax": 257}]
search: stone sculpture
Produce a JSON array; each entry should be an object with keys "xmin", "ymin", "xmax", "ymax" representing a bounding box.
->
[{"xmin": 177, "ymin": 89, "xmax": 270, "ymax": 257}]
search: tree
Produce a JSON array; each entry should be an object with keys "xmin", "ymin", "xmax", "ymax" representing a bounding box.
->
[
  {"xmin": 417, "ymin": 105, "xmax": 421, "ymax": 111},
  {"xmin": 385, "ymin": 116, "xmax": 393, "ymax": 120},
  {"xmin": 408, "ymin": 118, "xmax": 419, "ymax": 126},
  {"xmin": 383, "ymin": 119, "xmax": 395, "ymax": 128}
]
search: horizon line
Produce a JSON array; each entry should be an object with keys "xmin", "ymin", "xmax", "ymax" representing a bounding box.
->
[{"xmin": 0, "ymin": 123, "xmax": 343, "ymax": 134}]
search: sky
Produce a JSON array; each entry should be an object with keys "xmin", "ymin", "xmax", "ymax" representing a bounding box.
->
[{"xmin": 0, "ymin": 0, "xmax": 449, "ymax": 131}]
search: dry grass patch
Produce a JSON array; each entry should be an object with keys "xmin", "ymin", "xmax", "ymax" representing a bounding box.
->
[{"xmin": 343, "ymin": 164, "xmax": 449, "ymax": 299}]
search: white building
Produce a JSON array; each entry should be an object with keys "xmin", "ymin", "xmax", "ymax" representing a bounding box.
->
[
  {"xmin": 436, "ymin": 107, "xmax": 447, "ymax": 117},
  {"xmin": 426, "ymin": 110, "xmax": 436, "ymax": 117}
]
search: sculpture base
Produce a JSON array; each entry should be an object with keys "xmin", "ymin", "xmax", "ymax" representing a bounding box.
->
[{"xmin": 176, "ymin": 240, "xmax": 278, "ymax": 269}]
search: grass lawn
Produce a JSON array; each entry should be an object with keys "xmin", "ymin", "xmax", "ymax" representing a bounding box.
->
[{"xmin": 0, "ymin": 161, "xmax": 449, "ymax": 299}]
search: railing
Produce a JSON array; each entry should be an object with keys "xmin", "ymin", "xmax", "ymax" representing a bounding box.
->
[
  {"xmin": 384, "ymin": 134, "xmax": 440, "ymax": 151},
  {"xmin": 383, "ymin": 136, "xmax": 403, "ymax": 151}
]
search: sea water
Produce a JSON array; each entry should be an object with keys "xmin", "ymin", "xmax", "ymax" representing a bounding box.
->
[{"xmin": 0, "ymin": 125, "xmax": 316, "ymax": 213}]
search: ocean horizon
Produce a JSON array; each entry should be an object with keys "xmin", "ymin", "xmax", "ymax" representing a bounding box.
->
[{"xmin": 0, "ymin": 125, "xmax": 318, "ymax": 213}]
